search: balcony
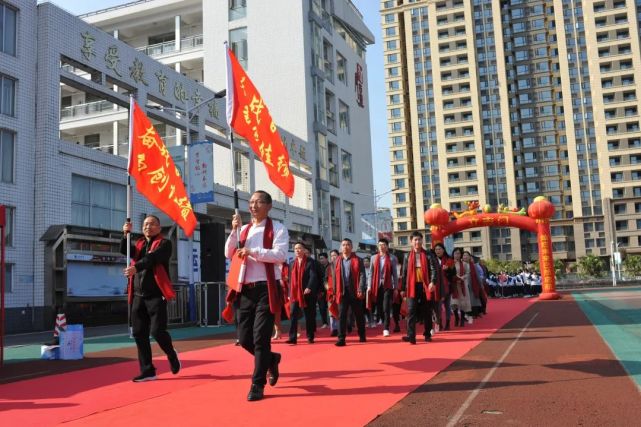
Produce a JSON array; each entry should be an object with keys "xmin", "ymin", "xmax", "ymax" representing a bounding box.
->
[
  {"xmin": 60, "ymin": 100, "xmax": 119, "ymax": 120},
  {"xmin": 136, "ymin": 34, "xmax": 203, "ymax": 58}
]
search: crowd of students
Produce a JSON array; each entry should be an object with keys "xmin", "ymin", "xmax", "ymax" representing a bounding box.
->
[{"xmin": 486, "ymin": 271, "xmax": 542, "ymax": 298}]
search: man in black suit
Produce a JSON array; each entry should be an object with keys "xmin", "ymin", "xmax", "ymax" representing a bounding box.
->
[
  {"xmin": 286, "ymin": 242, "xmax": 319, "ymax": 344},
  {"xmin": 329, "ymin": 238, "xmax": 367, "ymax": 346}
]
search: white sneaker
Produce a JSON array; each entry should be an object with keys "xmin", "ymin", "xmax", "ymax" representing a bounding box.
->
[
  {"xmin": 377, "ymin": 320, "xmax": 383, "ymax": 326},
  {"xmin": 383, "ymin": 329, "xmax": 390, "ymax": 337},
  {"xmin": 320, "ymin": 324, "xmax": 329, "ymax": 329},
  {"xmin": 430, "ymin": 328, "xmax": 435, "ymax": 336}
]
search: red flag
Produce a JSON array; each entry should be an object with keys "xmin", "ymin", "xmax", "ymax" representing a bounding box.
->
[
  {"xmin": 225, "ymin": 47, "xmax": 295, "ymax": 198},
  {"xmin": 128, "ymin": 100, "xmax": 197, "ymax": 236}
]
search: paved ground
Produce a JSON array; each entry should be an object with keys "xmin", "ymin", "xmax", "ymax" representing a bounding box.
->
[{"xmin": 2, "ymin": 286, "xmax": 641, "ymax": 426}]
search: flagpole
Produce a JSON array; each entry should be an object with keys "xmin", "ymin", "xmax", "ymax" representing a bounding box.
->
[
  {"xmin": 126, "ymin": 94, "xmax": 134, "ymax": 338},
  {"xmin": 225, "ymin": 41, "xmax": 241, "ymax": 244}
]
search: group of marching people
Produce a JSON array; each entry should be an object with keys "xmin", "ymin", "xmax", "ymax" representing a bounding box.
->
[
  {"xmin": 274, "ymin": 230, "xmax": 491, "ymax": 347},
  {"xmin": 221, "ymin": 190, "xmax": 495, "ymax": 401}
]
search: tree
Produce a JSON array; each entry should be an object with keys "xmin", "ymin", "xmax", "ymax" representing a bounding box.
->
[
  {"xmin": 577, "ymin": 255, "xmax": 606, "ymax": 278},
  {"xmin": 554, "ymin": 259, "xmax": 566, "ymax": 278},
  {"xmin": 623, "ymin": 255, "xmax": 641, "ymax": 278}
]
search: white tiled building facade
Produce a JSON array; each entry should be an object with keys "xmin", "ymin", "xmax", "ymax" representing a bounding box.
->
[
  {"xmin": 82, "ymin": 0, "xmax": 377, "ymax": 250},
  {"xmin": 0, "ymin": 0, "xmax": 375, "ymax": 333}
]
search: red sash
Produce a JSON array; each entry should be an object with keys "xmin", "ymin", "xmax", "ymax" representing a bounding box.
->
[
  {"xmin": 224, "ymin": 218, "xmax": 283, "ymax": 316},
  {"xmin": 407, "ymin": 250, "xmax": 429, "ymax": 299},
  {"xmin": 334, "ymin": 255, "xmax": 361, "ymax": 304},
  {"xmin": 128, "ymin": 235, "xmax": 175, "ymax": 304},
  {"xmin": 290, "ymin": 256, "xmax": 307, "ymax": 307}
]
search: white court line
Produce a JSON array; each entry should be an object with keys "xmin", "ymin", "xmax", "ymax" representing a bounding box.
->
[{"xmin": 446, "ymin": 312, "xmax": 539, "ymax": 427}]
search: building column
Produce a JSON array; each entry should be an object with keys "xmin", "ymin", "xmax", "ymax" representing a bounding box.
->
[
  {"xmin": 113, "ymin": 121, "xmax": 119, "ymax": 156},
  {"xmin": 175, "ymin": 15, "xmax": 181, "ymax": 52}
]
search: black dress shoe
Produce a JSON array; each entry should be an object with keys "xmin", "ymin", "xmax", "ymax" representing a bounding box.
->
[
  {"xmin": 335, "ymin": 340, "xmax": 346, "ymax": 347},
  {"xmin": 359, "ymin": 336, "xmax": 367, "ymax": 343},
  {"xmin": 307, "ymin": 338, "xmax": 315, "ymax": 344},
  {"xmin": 393, "ymin": 325, "xmax": 401, "ymax": 333},
  {"xmin": 285, "ymin": 338, "xmax": 297, "ymax": 345},
  {"xmin": 268, "ymin": 352, "xmax": 281, "ymax": 386},
  {"xmin": 168, "ymin": 349, "xmax": 181, "ymax": 375},
  {"xmin": 330, "ymin": 330, "xmax": 338, "ymax": 337},
  {"xmin": 424, "ymin": 335, "xmax": 432, "ymax": 342},
  {"xmin": 402, "ymin": 336, "xmax": 416, "ymax": 345},
  {"xmin": 247, "ymin": 384, "xmax": 264, "ymax": 401}
]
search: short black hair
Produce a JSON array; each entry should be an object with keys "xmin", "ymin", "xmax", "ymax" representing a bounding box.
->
[
  {"xmin": 364, "ymin": 256, "xmax": 371, "ymax": 261},
  {"xmin": 410, "ymin": 231, "xmax": 423, "ymax": 240},
  {"xmin": 294, "ymin": 240, "xmax": 310, "ymax": 251},
  {"xmin": 433, "ymin": 242, "xmax": 448, "ymax": 256},
  {"xmin": 342, "ymin": 238, "xmax": 353, "ymax": 245},
  {"xmin": 253, "ymin": 190, "xmax": 272, "ymax": 204},
  {"xmin": 378, "ymin": 238, "xmax": 389, "ymax": 245},
  {"xmin": 318, "ymin": 252, "xmax": 328, "ymax": 259},
  {"xmin": 329, "ymin": 249, "xmax": 339, "ymax": 256}
]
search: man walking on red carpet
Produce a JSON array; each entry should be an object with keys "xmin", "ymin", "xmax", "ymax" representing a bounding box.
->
[
  {"xmin": 121, "ymin": 215, "xmax": 181, "ymax": 382},
  {"xmin": 286, "ymin": 241, "xmax": 319, "ymax": 344},
  {"xmin": 330, "ymin": 238, "xmax": 367, "ymax": 346},
  {"xmin": 225, "ymin": 190, "xmax": 289, "ymax": 401},
  {"xmin": 400, "ymin": 231, "xmax": 438, "ymax": 344},
  {"xmin": 370, "ymin": 238, "xmax": 399, "ymax": 337}
]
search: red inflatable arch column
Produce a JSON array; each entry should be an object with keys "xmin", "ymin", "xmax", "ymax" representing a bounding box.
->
[{"xmin": 527, "ymin": 196, "xmax": 560, "ymax": 300}]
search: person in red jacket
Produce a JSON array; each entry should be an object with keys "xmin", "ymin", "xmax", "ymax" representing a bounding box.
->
[{"xmin": 122, "ymin": 215, "xmax": 180, "ymax": 382}]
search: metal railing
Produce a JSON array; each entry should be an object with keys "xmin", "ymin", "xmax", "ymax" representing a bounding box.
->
[
  {"xmin": 136, "ymin": 34, "xmax": 203, "ymax": 58},
  {"xmin": 167, "ymin": 285, "xmax": 189, "ymax": 325},
  {"xmin": 60, "ymin": 100, "xmax": 118, "ymax": 119},
  {"xmin": 195, "ymin": 282, "xmax": 228, "ymax": 327}
]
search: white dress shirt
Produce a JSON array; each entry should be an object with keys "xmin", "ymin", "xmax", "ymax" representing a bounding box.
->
[{"xmin": 225, "ymin": 218, "xmax": 288, "ymax": 284}]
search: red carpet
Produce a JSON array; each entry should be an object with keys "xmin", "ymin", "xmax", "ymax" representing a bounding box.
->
[{"xmin": 0, "ymin": 299, "xmax": 531, "ymax": 426}]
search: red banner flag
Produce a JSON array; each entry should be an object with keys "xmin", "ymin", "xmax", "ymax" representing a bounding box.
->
[
  {"xmin": 225, "ymin": 48, "xmax": 295, "ymax": 198},
  {"xmin": 128, "ymin": 100, "xmax": 197, "ymax": 236}
]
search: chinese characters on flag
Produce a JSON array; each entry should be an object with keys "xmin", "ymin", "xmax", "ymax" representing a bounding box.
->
[
  {"xmin": 226, "ymin": 48, "xmax": 295, "ymax": 197},
  {"xmin": 129, "ymin": 100, "xmax": 197, "ymax": 236}
]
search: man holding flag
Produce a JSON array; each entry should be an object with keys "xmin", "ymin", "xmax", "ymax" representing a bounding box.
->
[
  {"xmin": 223, "ymin": 44, "xmax": 296, "ymax": 400},
  {"xmin": 124, "ymin": 98, "xmax": 197, "ymax": 381},
  {"xmin": 225, "ymin": 191, "xmax": 288, "ymax": 401}
]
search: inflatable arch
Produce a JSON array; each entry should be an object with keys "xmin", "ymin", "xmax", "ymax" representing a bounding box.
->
[{"xmin": 424, "ymin": 196, "xmax": 560, "ymax": 300}]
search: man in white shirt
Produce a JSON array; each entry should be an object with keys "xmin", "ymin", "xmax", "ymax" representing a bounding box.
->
[{"xmin": 225, "ymin": 190, "xmax": 289, "ymax": 401}]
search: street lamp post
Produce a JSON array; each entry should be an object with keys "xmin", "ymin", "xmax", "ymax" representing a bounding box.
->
[{"xmin": 352, "ymin": 187, "xmax": 397, "ymax": 244}]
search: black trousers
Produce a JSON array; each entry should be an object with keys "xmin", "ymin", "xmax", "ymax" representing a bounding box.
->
[
  {"xmin": 131, "ymin": 295, "xmax": 175, "ymax": 375},
  {"xmin": 407, "ymin": 283, "xmax": 436, "ymax": 339},
  {"xmin": 338, "ymin": 292, "xmax": 366, "ymax": 341},
  {"xmin": 317, "ymin": 292, "xmax": 328, "ymax": 325},
  {"xmin": 237, "ymin": 284, "xmax": 278, "ymax": 387},
  {"xmin": 379, "ymin": 288, "xmax": 395, "ymax": 330},
  {"xmin": 289, "ymin": 294, "xmax": 317, "ymax": 341}
]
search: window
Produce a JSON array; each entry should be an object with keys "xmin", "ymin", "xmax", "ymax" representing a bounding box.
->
[
  {"xmin": 398, "ymin": 236, "xmax": 408, "ymax": 246},
  {"xmin": 338, "ymin": 101, "xmax": 350, "ymax": 133},
  {"xmin": 344, "ymin": 201, "xmax": 354, "ymax": 233},
  {"xmin": 229, "ymin": 0, "xmax": 247, "ymax": 20},
  {"xmin": 3, "ymin": 263, "xmax": 11, "ymax": 293},
  {"xmin": 341, "ymin": 150, "xmax": 352, "ymax": 183},
  {"xmin": 0, "ymin": 74, "xmax": 15, "ymax": 116},
  {"xmin": 0, "ymin": 2, "xmax": 17, "ymax": 56},
  {"xmin": 71, "ymin": 175, "xmax": 127, "ymax": 230},
  {"xmin": 330, "ymin": 196, "xmax": 341, "ymax": 241},
  {"xmin": 385, "ymin": 27, "xmax": 396, "ymax": 37},
  {"xmin": 336, "ymin": 52, "xmax": 347, "ymax": 84},
  {"xmin": 229, "ymin": 27, "xmax": 248, "ymax": 68},
  {"xmin": 0, "ymin": 128, "xmax": 14, "ymax": 183},
  {"xmin": 3, "ymin": 205, "xmax": 13, "ymax": 246},
  {"xmin": 396, "ymin": 193, "xmax": 406, "ymax": 203},
  {"xmin": 328, "ymin": 143, "xmax": 339, "ymax": 187}
]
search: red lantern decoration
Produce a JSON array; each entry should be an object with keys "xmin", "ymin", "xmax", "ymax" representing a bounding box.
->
[
  {"xmin": 527, "ymin": 196, "xmax": 555, "ymax": 219},
  {"xmin": 424, "ymin": 203, "xmax": 450, "ymax": 226}
]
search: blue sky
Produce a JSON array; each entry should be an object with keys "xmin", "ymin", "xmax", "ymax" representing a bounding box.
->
[{"xmin": 47, "ymin": 0, "xmax": 391, "ymax": 207}]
